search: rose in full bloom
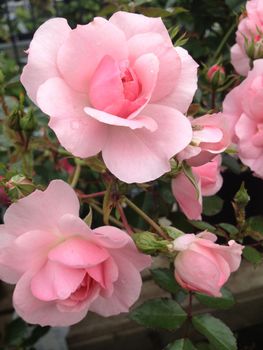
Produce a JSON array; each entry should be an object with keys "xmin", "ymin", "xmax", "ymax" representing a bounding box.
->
[
  {"xmin": 177, "ymin": 113, "xmax": 230, "ymax": 167},
  {"xmin": 231, "ymin": 0, "xmax": 263, "ymax": 76},
  {"xmin": 0, "ymin": 180, "xmax": 151, "ymax": 326},
  {"xmin": 223, "ymin": 59, "xmax": 263, "ymax": 178},
  {"xmin": 20, "ymin": 12, "xmax": 198, "ymax": 184},
  {"xmin": 171, "ymin": 156, "xmax": 223, "ymax": 220},
  {"xmin": 173, "ymin": 232, "xmax": 243, "ymax": 296}
]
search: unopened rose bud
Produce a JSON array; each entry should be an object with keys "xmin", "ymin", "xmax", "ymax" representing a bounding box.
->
[
  {"xmin": 133, "ymin": 231, "xmax": 170, "ymax": 254},
  {"xmin": 234, "ymin": 182, "xmax": 250, "ymax": 209},
  {"xmin": 245, "ymin": 34, "xmax": 263, "ymax": 60},
  {"xmin": 6, "ymin": 175, "xmax": 36, "ymax": 200},
  {"xmin": 207, "ymin": 65, "xmax": 226, "ymax": 87},
  {"xmin": 7, "ymin": 108, "xmax": 23, "ymax": 131},
  {"xmin": 20, "ymin": 109, "xmax": 37, "ymax": 132}
]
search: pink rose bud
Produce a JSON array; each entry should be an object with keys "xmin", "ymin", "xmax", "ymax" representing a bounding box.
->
[
  {"xmin": 0, "ymin": 180, "xmax": 151, "ymax": 326},
  {"xmin": 20, "ymin": 12, "xmax": 199, "ymax": 183},
  {"xmin": 207, "ymin": 65, "xmax": 226, "ymax": 86},
  {"xmin": 173, "ymin": 232, "xmax": 243, "ymax": 297}
]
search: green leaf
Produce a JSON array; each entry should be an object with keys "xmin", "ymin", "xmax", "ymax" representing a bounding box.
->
[
  {"xmin": 162, "ymin": 226, "xmax": 184, "ymax": 239},
  {"xmin": 222, "ymin": 154, "xmax": 241, "ymax": 175},
  {"xmin": 151, "ymin": 268, "xmax": 181, "ymax": 294},
  {"xmin": 225, "ymin": 0, "xmax": 246, "ymax": 11},
  {"xmin": 243, "ymin": 246, "xmax": 262, "ymax": 265},
  {"xmin": 165, "ymin": 338, "xmax": 197, "ymax": 350},
  {"xmin": 130, "ymin": 298, "xmax": 187, "ymax": 330},
  {"xmin": 203, "ymin": 196, "xmax": 223, "ymax": 216},
  {"xmin": 5, "ymin": 318, "xmax": 28, "ymax": 346},
  {"xmin": 218, "ymin": 223, "xmax": 238, "ymax": 236},
  {"xmin": 23, "ymin": 326, "xmax": 50, "ymax": 347},
  {"xmin": 196, "ymin": 288, "xmax": 235, "ymax": 310},
  {"xmin": 247, "ymin": 216, "xmax": 263, "ymax": 235},
  {"xmin": 189, "ymin": 220, "xmax": 216, "ymax": 233},
  {"xmin": 192, "ymin": 314, "xmax": 237, "ymax": 350}
]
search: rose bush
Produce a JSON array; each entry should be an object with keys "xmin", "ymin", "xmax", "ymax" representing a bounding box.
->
[
  {"xmin": 173, "ymin": 232, "xmax": 243, "ymax": 296},
  {"xmin": 21, "ymin": 11, "xmax": 198, "ymax": 184},
  {"xmin": 0, "ymin": 180, "xmax": 151, "ymax": 326}
]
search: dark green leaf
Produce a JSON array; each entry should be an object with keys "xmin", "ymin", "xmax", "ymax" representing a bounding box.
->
[
  {"xmin": 165, "ymin": 338, "xmax": 197, "ymax": 350},
  {"xmin": 222, "ymin": 154, "xmax": 241, "ymax": 175},
  {"xmin": 243, "ymin": 246, "xmax": 262, "ymax": 265},
  {"xmin": 203, "ymin": 196, "xmax": 223, "ymax": 216},
  {"xmin": 151, "ymin": 268, "xmax": 181, "ymax": 294},
  {"xmin": 23, "ymin": 326, "xmax": 50, "ymax": 347},
  {"xmin": 196, "ymin": 288, "xmax": 235, "ymax": 310},
  {"xmin": 247, "ymin": 216, "xmax": 263, "ymax": 235},
  {"xmin": 130, "ymin": 298, "xmax": 187, "ymax": 330},
  {"xmin": 5, "ymin": 318, "xmax": 28, "ymax": 346},
  {"xmin": 189, "ymin": 220, "xmax": 216, "ymax": 233},
  {"xmin": 192, "ymin": 314, "xmax": 237, "ymax": 350},
  {"xmin": 218, "ymin": 223, "xmax": 238, "ymax": 236}
]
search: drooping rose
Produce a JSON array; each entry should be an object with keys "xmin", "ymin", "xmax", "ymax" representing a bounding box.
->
[
  {"xmin": 0, "ymin": 180, "xmax": 151, "ymax": 326},
  {"xmin": 21, "ymin": 12, "xmax": 198, "ymax": 183},
  {"xmin": 231, "ymin": 0, "xmax": 263, "ymax": 76},
  {"xmin": 223, "ymin": 59, "xmax": 263, "ymax": 178},
  {"xmin": 173, "ymin": 232, "xmax": 243, "ymax": 296},
  {"xmin": 177, "ymin": 113, "xmax": 230, "ymax": 167},
  {"xmin": 171, "ymin": 156, "xmax": 223, "ymax": 220}
]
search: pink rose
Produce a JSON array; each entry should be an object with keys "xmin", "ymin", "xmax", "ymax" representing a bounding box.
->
[
  {"xmin": 173, "ymin": 232, "xmax": 243, "ymax": 296},
  {"xmin": 231, "ymin": 0, "xmax": 263, "ymax": 76},
  {"xmin": 0, "ymin": 180, "xmax": 151, "ymax": 326},
  {"xmin": 171, "ymin": 156, "xmax": 223, "ymax": 220},
  {"xmin": 178, "ymin": 113, "xmax": 230, "ymax": 167},
  {"xmin": 21, "ymin": 12, "xmax": 198, "ymax": 184},
  {"xmin": 223, "ymin": 59, "xmax": 263, "ymax": 178}
]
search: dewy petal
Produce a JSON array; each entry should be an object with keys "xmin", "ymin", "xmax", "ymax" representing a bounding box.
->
[
  {"xmin": 4, "ymin": 180, "xmax": 79, "ymax": 236},
  {"xmin": 109, "ymin": 11, "xmax": 172, "ymax": 44},
  {"xmin": 48, "ymin": 237, "xmax": 109, "ymax": 268},
  {"xmin": 230, "ymin": 43, "xmax": 250, "ymax": 76},
  {"xmin": 13, "ymin": 270, "xmax": 89, "ymax": 326},
  {"xmin": 21, "ymin": 18, "xmax": 71, "ymax": 103},
  {"xmin": 159, "ymin": 47, "xmax": 198, "ymax": 114},
  {"xmin": 101, "ymin": 104, "xmax": 192, "ymax": 183},
  {"xmin": 128, "ymin": 32, "xmax": 181, "ymax": 102},
  {"xmin": 49, "ymin": 116, "xmax": 107, "ymax": 159},
  {"xmin": 31, "ymin": 261, "xmax": 85, "ymax": 301},
  {"xmin": 57, "ymin": 17, "xmax": 128, "ymax": 92},
  {"xmin": 84, "ymin": 107, "xmax": 158, "ymax": 132}
]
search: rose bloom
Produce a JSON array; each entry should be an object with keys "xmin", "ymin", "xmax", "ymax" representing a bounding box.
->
[
  {"xmin": 223, "ymin": 59, "xmax": 263, "ymax": 178},
  {"xmin": 231, "ymin": 0, "xmax": 263, "ymax": 76},
  {"xmin": 21, "ymin": 12, "xmax": 198, "ymax": 184},
  {"xmin": 172, "ymin": 156, "xmax": 223, "ymax": 220},
  {"xmin": 177, "ymin": 113, "xmax": 230, "ymax": 167},
  {"xmin": 173, "ymin": 232, "xmax": 243, "ymax": 296},
  {"xmin": 0, "ymin": 180, "xmax": 151, "ymax": 326}
]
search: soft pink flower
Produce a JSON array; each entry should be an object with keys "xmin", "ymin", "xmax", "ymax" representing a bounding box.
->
[
  {"xmin": 178, "ymin": 113, "xmax": 230, "ymax": 167},
  {"xmin": 173, "ymin": 232, "xmax": 243, "ymax": 296},
  {"xmin": 223, "ymin": 59, "xmax": 263, "ymax": 178},
  {"xmin": 0, "ymin": 180, "xmax": 151, "ymax": 326},
  {"xmin": 171, "ymin": 156, "xmax": 223, "ymax": 220},
  {"xmin": 21, "ymin": 12, "xmax": 198, "ymax": 183},
  {"xmin": 231, "ymin": 0, "xmax": 263, "ymax": 76}
]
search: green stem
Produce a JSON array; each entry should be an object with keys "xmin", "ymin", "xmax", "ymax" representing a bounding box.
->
[
  {"xmin": 88, "ymin": 201, "xmax": 124, "ymax": 228},
  {"xmin": 123, "ymin": 196, "xmax": 168, "ymax": 239},
  {"xmin": 71, "ymin": 162, "xmax": 81, "ymax": 188},
  {"xmin": 212, "ymin": 21, "xmax": 237, "ymax": 62}
]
